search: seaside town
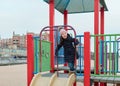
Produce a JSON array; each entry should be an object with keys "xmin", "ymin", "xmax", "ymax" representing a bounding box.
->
[
  {"xmin": 0, "ymin": 0, "xmax": 120, "ymax": 86},
  {"xmin": 0, "ymin": 32, "xmax": 49, "ymax": 65}
]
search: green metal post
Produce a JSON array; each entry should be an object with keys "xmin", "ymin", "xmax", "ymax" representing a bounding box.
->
[
  {"xmin": 109, "ymin": 36, "xmax": 112, "ymax": 75},
  {"xmin": 94, "ymin": 36, "xmax": 96, "ymax": 74},
  {"xmin": 114, "ymin": 36, "xmax": 117, "ymax": 75},
  {"xmin": 104, "ymin": 37, "xmax": 107, "ymax": 74},
  {"xmin": 34, "ymin": 38, "xmax": 37, "ymax": 73}
]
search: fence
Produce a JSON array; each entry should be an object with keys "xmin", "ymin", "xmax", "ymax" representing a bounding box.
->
[
  {"xmin": 76, "ymin": 34, "xmax": 120, "ymax": 77},
  {"xmin": 91, "ymin": 34, "xmax": 120, "ymax": 77}
]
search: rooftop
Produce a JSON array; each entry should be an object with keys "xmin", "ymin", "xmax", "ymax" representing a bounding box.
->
[{"xmin": 44, "ymin": 0, "xmax": 108, "ymax": 14}]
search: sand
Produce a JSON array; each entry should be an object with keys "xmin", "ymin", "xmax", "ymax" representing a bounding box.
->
[{"xmin": 0, "ymin": 64, "xmax": 27, "ymax": 86}]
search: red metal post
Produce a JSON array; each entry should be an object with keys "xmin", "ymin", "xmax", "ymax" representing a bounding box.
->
[
  {"xmin": 100, "ymin": 7, "xmax": 107, "ymax": 86},
  {"xmin": 84, "ymin": 32, "xmax": 90, "ymax": 86},
  {"xmin": 27, "ymin": 34, "xmax": 34, "ymax": 86},
  {"xmin": 64, "ymin": 10, "xmax": 68, "ymax": 30},
  {"xmin": 73, "ymin": 82, "xmax": 76, "ymax": 86},
  {"xmin": 49, "ymin": 0, "xmax": 55, "ymax": 72},
  {"xmin": 63, "ymin": 10, "xmax": 69, "ymax": 73},
  {"xmin": 100, "ymin": 7, "xmax": 104, "ymax": 40},
  {"xmin": 94, "ymin": 0, "xmax": 99, "ymax": 85}
]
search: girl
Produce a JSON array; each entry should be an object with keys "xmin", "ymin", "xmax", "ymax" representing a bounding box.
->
[{"xmin": 55, "ymin": 27, "xmax": 79, "ymax": 74}]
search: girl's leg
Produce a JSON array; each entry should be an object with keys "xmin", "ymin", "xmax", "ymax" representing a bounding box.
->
[
  {"xmin": 68, "ymin": 61, "xmax": 75, "ymax": 76},
  {"xmin": 68, "ymin": 61, "xmax": 75, "ymax": 71}
]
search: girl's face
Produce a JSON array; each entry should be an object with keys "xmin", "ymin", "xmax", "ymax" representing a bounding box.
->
[{"xmin": 60, "ymin": 29, "xmax": 67, "ymax": 39}]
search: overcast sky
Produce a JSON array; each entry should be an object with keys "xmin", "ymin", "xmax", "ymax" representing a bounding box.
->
[{"xmin": 0, "ymin": 0, "xmax": 120, "ymax": 38}]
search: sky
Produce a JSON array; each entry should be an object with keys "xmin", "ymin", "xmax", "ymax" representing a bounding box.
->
[{"xmin": 0, "ymin": 0, "xmax": 120, "ymax": 39}]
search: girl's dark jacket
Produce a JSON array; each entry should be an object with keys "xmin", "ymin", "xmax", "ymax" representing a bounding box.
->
[{"xmin": 55, "ymin": 34, "xmax": 79, "ymax": 62}]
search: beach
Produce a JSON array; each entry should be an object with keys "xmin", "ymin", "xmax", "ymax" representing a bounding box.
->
[{"xmin": 0, "ymin": 64, "xmax": 27, "ymax": 86}]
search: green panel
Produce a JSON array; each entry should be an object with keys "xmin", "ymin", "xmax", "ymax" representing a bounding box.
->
[
  {"xmin": 37, "ymin": 39, "xmax": 40, "ymax": 72},
  {"xmin": 41, "ymin": 40, "xmax": 51, "ymax": 72},
  {"xmin": 34, "ymin": 38, "xmax": 37, "ymax": 73},
  {"xmin": 34, "ymin": 38, "xmax": 40, "ymax": 74}
]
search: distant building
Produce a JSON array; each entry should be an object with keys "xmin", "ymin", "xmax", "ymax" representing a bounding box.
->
[
  {"xmin": 0, "ymin": 31, "xmax": 50, "ymax": 49},
  {"xmin": 41, "ymin": 32, "xmax": 49, "ymax": 41},
  {"xmin": 0, "ymin": 31, "xmax": 51, "ymax": 57},
  {"xmin": 19, "ymin": 35, "xmax": 27, "ymax": 48},
  {"xmin": 27, "ymin": 32, "xmax": 50, "ymax": 41},
  {"xmin": 0, "ymin": 39, "xmax": 8, "ymax": 48},
  {"xmin": 12, "ymin": 34, "xmax": 20, "ymax": 48},
  {"xmin": 0, "ymin": 32, "xmax": 26, "ymax": 49}
]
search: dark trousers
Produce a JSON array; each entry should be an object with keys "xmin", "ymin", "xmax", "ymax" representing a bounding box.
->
[{"xmin": 68, "ymin": 61, "xmax": 75, "ymax": 71}]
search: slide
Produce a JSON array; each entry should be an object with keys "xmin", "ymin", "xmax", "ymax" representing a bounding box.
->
[{"xmin": 30, "ymin": 72, "xmax": 76, "ymax": 86}]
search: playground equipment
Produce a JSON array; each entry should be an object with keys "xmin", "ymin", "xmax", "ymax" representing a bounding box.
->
[
  {"xmin": 34, "ymin": 37, "xmax": 51, "ymax": 73},
  {"xmin": 27, "ymin": 25, "xmax": 77, "ymax": 86},
  {"xmin": 39, "ymin": 25, "xmax": 77, "ymax": 72},
  {"xmin": 27, "ymin": 28, "xmax": 120, "ymax": 86},
  {"xmin": 30, "ymin": 73, "xmax": 76, "ymax": 86},
  {"xmin": 89, "ymin": 34, "xmax": 120, "ymax": 84},
  {"xmin": 27, "ymin": 0, "xmax": 120, "ymax": 86}
]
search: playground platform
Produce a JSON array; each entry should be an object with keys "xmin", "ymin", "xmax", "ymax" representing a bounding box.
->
[
  {"xmin": 30, "ymin": 72, "xmax": 76, "ymax": 86},
  {"xmin": 54, "ymin": 66, "xmax": 94, "ymax": 73},
  {"xmin": 41, "ymin": 72, "xmax": 120, "ymax": 84}
]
